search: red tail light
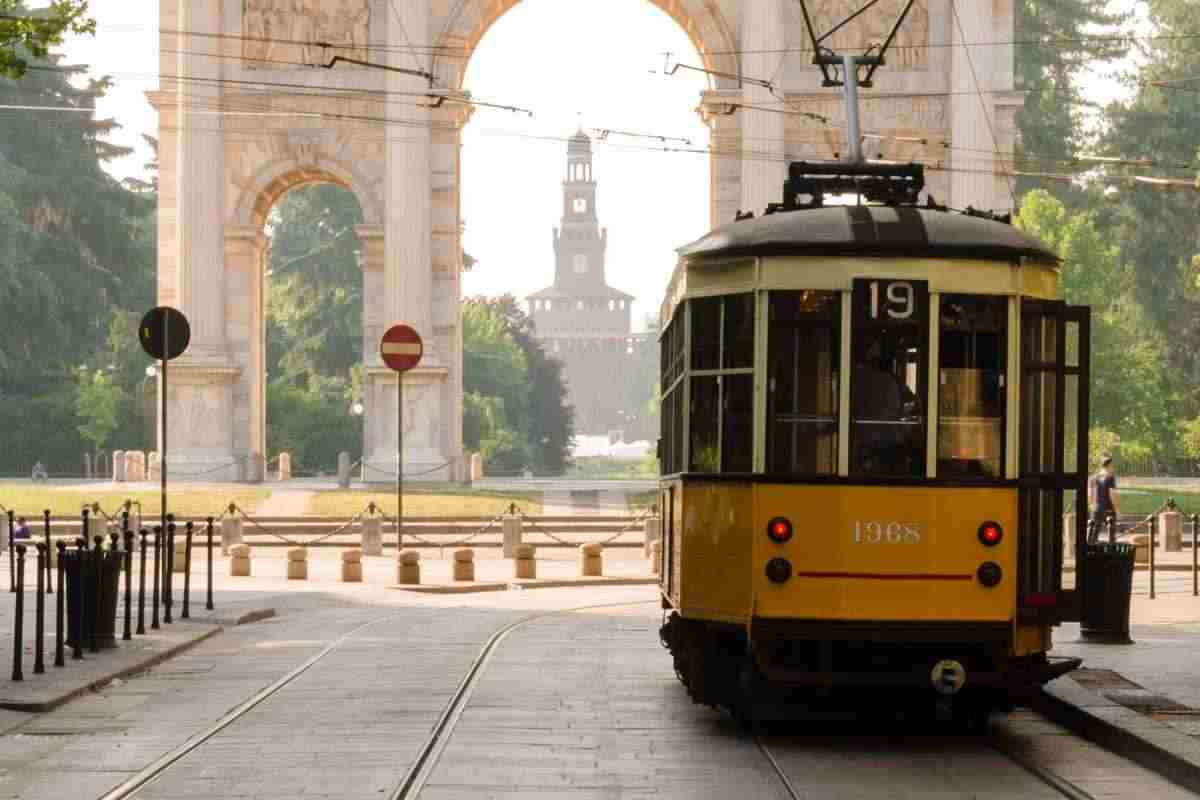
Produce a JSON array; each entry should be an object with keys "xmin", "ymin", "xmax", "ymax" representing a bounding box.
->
[
  {"xmin": 978, "ymin": 521, "xmax": 1003, "ymax": 547},
  {"xmin": 767, "ymin": 517, "xmax": 793, "ymax": 543}
]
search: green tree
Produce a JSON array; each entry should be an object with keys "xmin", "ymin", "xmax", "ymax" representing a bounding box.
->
[
  {"xmin": 0, "ymin": 1, "xmax": 93, "ymax": 78},
  {"xmin": 1012, "ymin": 0, "xmax": 1126, "ymax": 200},
  {"xmin": 74, "ymin": 368, "xmax": 119, "ymax": 451}
]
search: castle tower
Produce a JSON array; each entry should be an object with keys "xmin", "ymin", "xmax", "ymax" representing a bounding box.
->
[{"xmin": 527, "ymin": 130, "xmax": 637, "ymax": 436}]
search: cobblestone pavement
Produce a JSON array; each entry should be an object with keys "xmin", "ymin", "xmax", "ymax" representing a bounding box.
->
[{"xmin": 0, "ymin": 579, "xmax": 1192, "ymax": 799}]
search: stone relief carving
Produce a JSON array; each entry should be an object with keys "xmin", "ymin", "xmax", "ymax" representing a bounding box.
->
[
  {"xmin": 169, "ymin": 388, "xmax": 227, "ymax": 451},
  {"xmin": 808, "ymin": 0, "xmax": 929, "ymax": 69},
  {"xmin": 243, "ymin": 0, "xmax": 371, "ymax": 66}
]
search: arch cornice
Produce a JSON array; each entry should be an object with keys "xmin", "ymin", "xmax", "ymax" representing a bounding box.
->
[
  {"xmin": 230, "ymin": 154, "xmax": 384, "ymax": 229},
  {"xmin": 431, "ymin": 0, "xmax": 741, "ymax": 91}
]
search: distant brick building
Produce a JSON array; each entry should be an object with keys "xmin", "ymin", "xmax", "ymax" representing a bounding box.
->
[{"xmin": 527, "ymin": 130, "xmax": 654, "ymax": 439}]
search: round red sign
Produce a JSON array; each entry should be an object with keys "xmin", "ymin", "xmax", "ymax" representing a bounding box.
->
[{"xmin": 380, "ymin": 324, "xmax": 423, "ymax": 372}]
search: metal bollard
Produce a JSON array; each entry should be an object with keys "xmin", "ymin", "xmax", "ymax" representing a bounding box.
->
[
  {"xmin": 33, "ymin": 544, "xmax": 45, "ymax": 674},
  {"xmin": 137, "ymin": 530, "xmax": 147, "ymax": 635},
  {"xmin": 123, "ymin": 531, "xmax": 133, "ymax": 641},
  {"xmin": 182, "ymin": 521, "xmax": 193, "ymax": 619},
  {"xmin": 72, "ymin": 538, "xmax": 85, "ymax": 660},
  {"xmin": 1107, "ymin": 512, "xmax": 1117, "ymax": 545},
  {"xmin": 12, "ymin": 545, "xmax": 25, "ymax": 680},
  {"xmin": 206, "ymin": 517, "xmax": 214, "ymax": 611},
  {"xmin": 122, "ymin": 510, "xmax": 129, "ymax": 536},
  {"xmin": 8, "ymin": 509, "xmax": 15, "ymax": 592},
  {"xmin": 164, "ymin": 518, "xmax": 175, "ymax": 624},
  {"xmin": 54, "ymin": 542, "xmax": 65, "ymax": 667},
  {"xmin": 1149, "ymin": 517, "xmax": 1157, "ymax": 600},
  {"xmin": 90, "ymin": 536, "xmax": 102, "ymax": 653},
  {"xmin": 42, "ymin": 509, "xmax": 52, "ymax": 595},
  {"xmin": 151, "ymin": 526, "xmax": 160, "ymax": 630}
]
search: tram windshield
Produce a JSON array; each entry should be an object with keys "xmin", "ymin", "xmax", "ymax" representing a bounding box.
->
[{"xmin": 938, "ymin": 295, "xmax": 1007, "ymax": 478}]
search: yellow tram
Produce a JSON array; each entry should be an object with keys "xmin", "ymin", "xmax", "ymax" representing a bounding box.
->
[{"xmin": 656, "ymin": 163, "xmax": 1091, "ymax": 724}]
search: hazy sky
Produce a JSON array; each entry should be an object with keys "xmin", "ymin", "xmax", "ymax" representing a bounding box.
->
[{"xmin": 57, "ymin": 0, "xmax": 1140, "ymax": 330}]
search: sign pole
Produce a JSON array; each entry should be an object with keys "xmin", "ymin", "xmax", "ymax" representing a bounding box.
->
[
  {"xmin": 403, "ymin": 376, "xmax": 408, "ymax": 556},
  {"xmin": 160, "ymin": 317, "xmax": 168, "ymax": 529}
]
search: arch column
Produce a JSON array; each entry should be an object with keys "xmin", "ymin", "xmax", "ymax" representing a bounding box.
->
[{"xmin": 740, "ymin": 0, "xmax": 787, "ymax": 216}]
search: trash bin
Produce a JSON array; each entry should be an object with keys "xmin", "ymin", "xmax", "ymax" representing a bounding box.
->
[
  {"xmin": 1080, "ymin": 542, "xmax": 1135, "ymax": 644},
  {"xmin": 64, "ymin": 546, "xmax": 123, "ymax": 650}
]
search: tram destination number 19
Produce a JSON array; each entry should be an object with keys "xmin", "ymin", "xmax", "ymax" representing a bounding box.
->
[{"xmin": 853, "ymin": 278, "xmax": 929, "ymax": 325}]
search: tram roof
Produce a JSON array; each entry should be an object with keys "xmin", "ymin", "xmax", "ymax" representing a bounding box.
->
[{"xmin": 677, "ymin": 205, "xmax": 1059, "ymax": 264}]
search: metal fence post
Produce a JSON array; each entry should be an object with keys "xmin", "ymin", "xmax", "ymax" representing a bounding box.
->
[
  {"xmin": 1149, "ymin": 516, "xmax": 1157, "ymax": 600},
  {"xmin": 1108, "ymin": 512, "xmax": 1117, "ymax": 545},
  {"xmin": 72, "ymin": 538, "xmax": 85, "ymax": 660},
  {"xmin": 90, "ymin": 536, "xmax": 102, "ymax": 653},
  {"xmin": 8, "ymin": 509, "xmax": 15, "ymax": 592},
  {"xmin": 123, "ymin": 531, "xmax": 133, "ymax": 641},
  {"xmin": 182, "ymin": 521, "xmax": 193, "ymax": 619},
  {"xmin": 33, "ymin": 544, "xmax": 45, "ymax": 674},
  {"xmin": 164, "ymin": 518, "xmax": 175, "ymax": 624},
  {"xmin": 54, "ymin": 542, "xmax": 65, "ymax": 667},
  {"xmin": 42, "ymin": 509, "xmax": 51, "ymax": 595},
  {"xmin": 137, "ymin": 530, "xmax": 147, "ymax": 635},
  {"xmin": 205, "ymin": 516, "xmax": 214, "ymax": 611},
  {"xmin": 151, "ymin": 526, "xmax": 160, "ymax": 630},
  {"xmin": 12, "ymin": 545, "xmax": 24, "ymax": 680}
]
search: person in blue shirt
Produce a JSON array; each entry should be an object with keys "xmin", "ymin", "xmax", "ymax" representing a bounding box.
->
[
  {"xmin": 12, "ymin": 517, "xmax": 31, "ymax": 541},
  {"xmin": 1088, "ymin": 455, "xmax": 1120, "ymax": 542}
]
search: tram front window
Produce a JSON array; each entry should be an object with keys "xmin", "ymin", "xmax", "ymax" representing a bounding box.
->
[
  {"xmin": 767, "ymin": 291, "xmax": 840, "ymax": 474},
  {"xmin": 850, "ymin": 279, "xmax": 928, "ymax": 477},
  {"xmin": 939, "ymin": 295, "xmax": 1007, "ymax": 478}
]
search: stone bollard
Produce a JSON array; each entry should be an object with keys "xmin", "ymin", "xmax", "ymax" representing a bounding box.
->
[
  {"xmin": 340, "ymin": 548, "xmax": 363, "ymax": 583},
  {"xmin": 337, "ymin": 452, "xmax": 352, "ymax": 489},
  {"xmin": 513, "ymin": 544, "xmax": 536, "ymax": 579},
  {"xmin": 278, "ymin": 452, "xmax": 292, "ymax": 482},
  {"xmin": 580, "ymin": 542, "xmax": 603, "ymax": 577},
  {"xmin": 220, "ymin": 517, "xmax": 243, "ymax": 555},
  {"xmin": 1132, "ymin": 534, "xmax": 1150, "ymax": 564},
  {"xmin": 173, "ymin": 536, "xmax": 188, "ymax": 573},
  {"xmin": 360, "ymin": 517, "xmax": 383, "ymax": 556},
  {"xmin": 112, "ymin": 450, "xmax": 126, "ymax": 483},
  {"xmin": 247, "ymin": 452, "xmax": 265, "ymax": 484},
  {"xmin": 470, "ymin": 452, "xmax": 483, "ymax": 481},
  {"xmin": 453, "ymin": 549, "xmax": 475, "ymax": 582},
  {"xmin": 649, "ymin": 540, "xmax": 662, "ymax": 576},
  {"xmin": 286, "ymin": 547, "xmax": 308, "ymax": 580},
  {"xmin": 131, "ymin": 451, "xmax": 147, "ymax": 482},
  {"xmin": 229, "ymin": 543, "xmax": 252, "ymax": 576},
  {"xmin": 501, "ymin": 514, "xmax": 522, "ymax": 558},
  {"xmin": 397, "ymin": 550, "xmax": 421, "ymax": 585},
  {"xmin": 643, "ymin": 515, "xmax": 662, "ymax": 558},
  {"xmin": 1160, "ymin": 510, "xmax": 1183, "ymax": 552},
  {"xmin": 147, "ymin": 452, "xmax": 161, "ymax": 482},
  {"xmin": 86, "ymin": 512, "xmax": 106, "ymax": 541}
]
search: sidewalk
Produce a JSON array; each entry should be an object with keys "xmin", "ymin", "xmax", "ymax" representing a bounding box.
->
[{"xmin": 1044, "ymin": 578, "xmax": 1200, "ymax": 792}]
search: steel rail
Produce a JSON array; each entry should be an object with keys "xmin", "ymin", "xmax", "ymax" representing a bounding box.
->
[
  {"xmin": 96, "ymin": 600, "xmax": 654, "ymax": 800},
  {"xmin": 754, "ymin": 738, "xmax": 803, "ymax": 799}
]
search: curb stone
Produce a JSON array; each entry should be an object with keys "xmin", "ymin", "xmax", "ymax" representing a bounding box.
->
[{"xmin": 1034, "ymin": 675, "xmax": 1200, "ymax": 794}]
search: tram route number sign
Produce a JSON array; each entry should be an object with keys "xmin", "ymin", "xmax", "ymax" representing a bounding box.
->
[
  {"xmin": 852, "ymin": 278, "xmax": 929, "ymax": 327},
  {"xmin": 139, "ymin": 306, "xmax": 191, "ymax": 361},
  {"xmin": 380, "ymin": 324, "xmax": 423, "ymax": 372}
]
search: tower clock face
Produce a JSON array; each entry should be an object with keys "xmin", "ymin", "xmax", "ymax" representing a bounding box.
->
[{"xmin": 574, "ymin": 198, "xmax": 587, "ymax": 213}]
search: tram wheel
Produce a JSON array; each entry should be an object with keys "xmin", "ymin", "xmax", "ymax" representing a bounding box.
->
[{"xmin": 730, "ymin": 658, "xmax": 760, "ymax": 732}]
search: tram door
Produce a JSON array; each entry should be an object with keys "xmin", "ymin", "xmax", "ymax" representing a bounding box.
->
[{"xmin": 1018, "ymin": 301, "xmax": 1090, "ymax": 622}]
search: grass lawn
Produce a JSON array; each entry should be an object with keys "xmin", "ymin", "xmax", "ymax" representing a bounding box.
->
[
  {"xmin": 0, "ymin": 485, "xmax": 271, "ymax": 518},
  {"xmin": 1118, "ymin": 489, "xmax": 1200, "ymax": 516},
  {"xmin": 306, "ymin": 489, "xmax": 543, "ymax": 518}
]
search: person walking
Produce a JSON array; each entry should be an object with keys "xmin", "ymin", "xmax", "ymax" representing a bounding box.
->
[
  {"xmin": 1088, "ymin": 455, "xmax": 1120, "ymax": 542},
  {"xmin": 12, "ymin": 517, "xmax": 31, "ymax": 541}
]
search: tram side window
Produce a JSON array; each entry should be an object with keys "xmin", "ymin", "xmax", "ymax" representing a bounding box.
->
[
  {"xmin": 660, "ymin": 312, "xmax": 686, "ymax": 474},
  {"xmin": 938, "ymin": 295, "xmax": 1007, "ymax": 478},
  {"xmin": 688, "ymin": 294, "xmax": 755, "ymax": 473},
  {"xmin": 767, "ymin": 291, "xmax": 840, "ymax": 475},
  {"xmin": 850, "ymin": 279, "xmax": 929, "ymax": 477}
]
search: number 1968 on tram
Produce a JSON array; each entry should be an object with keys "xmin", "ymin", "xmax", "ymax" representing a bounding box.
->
[{"xmin": 656, "ymin": 165, "xmax": 1090, "ymax": 726}]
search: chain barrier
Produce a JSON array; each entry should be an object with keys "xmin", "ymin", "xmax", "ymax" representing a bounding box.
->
[
  {"xmin": 167, "ymin": 457, "xmax": 246, "ymax": 479},
  {"xmin": 299, "ymin": 504, "xmax": 376, "ymax": 546},
  {"xmin": 380, "ymin": 507, "xmax": 509, "ymax": 554},
  {"xmin": 359, "ymin": 456, "xmax": 461, "ymax": 479},
  {"xmin": 227, "ymin": 503, "xmax": 303, "ymax": 547},
  {"xmin": 518, "ymin": 505, "xmax": 654, "ymax": 547},
  {"xmin": 1120, "ymin": 498, "xmax": 1178, "ymax": 536}
]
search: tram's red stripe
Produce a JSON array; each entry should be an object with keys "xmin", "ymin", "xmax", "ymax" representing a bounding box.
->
[{"xmin": 792, "ymin": 571, "xmax": 973, "ymax": 581}]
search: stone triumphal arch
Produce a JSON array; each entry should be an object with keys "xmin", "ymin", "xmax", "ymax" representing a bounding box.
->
[{"xmin": 154, "ymin": 0, "xmax": 1017, "ymax": 481}]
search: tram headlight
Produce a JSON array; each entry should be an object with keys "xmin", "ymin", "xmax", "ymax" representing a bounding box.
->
[
  {"xmin": 977, "ymin": 521, "xmax": 1003, "ymax": 547},
  {"xmin": 766, "ymin": 557, "xmax": 792, "ymax": 583},
  {"xmin": 977, "ymin": 561, "xmax": 1002, "ymax": 587},
  {"xmin": 767, "ymin": 517, "xmax": 793, "ymax": 544}
]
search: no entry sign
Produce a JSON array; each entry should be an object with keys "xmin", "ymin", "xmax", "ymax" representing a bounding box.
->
[
  {"xmin": 380, "ymin": 324, "xmax": 423, "ymax": 372},
  {"xmin": 139, "ymin": 306, "xmax": 191, "ymax": 361}
]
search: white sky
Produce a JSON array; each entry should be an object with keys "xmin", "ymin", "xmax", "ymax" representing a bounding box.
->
[{"xmin": 56, "ymin": 0, "xmax": 1145, "ymax": 330}]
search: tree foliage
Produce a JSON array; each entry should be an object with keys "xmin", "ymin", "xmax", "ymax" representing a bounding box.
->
[{"xmin": 0, "ymin": 1, "xmax": 93, "ymax": 79}]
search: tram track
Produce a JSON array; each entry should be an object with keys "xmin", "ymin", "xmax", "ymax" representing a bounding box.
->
[
  {"xmin": 95, "ymin": 600, "xmax": 656, "ymax": 800},
  {"xmin": 755, "ymin": 725, "xmax": 1099, "ymax": 800}
]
